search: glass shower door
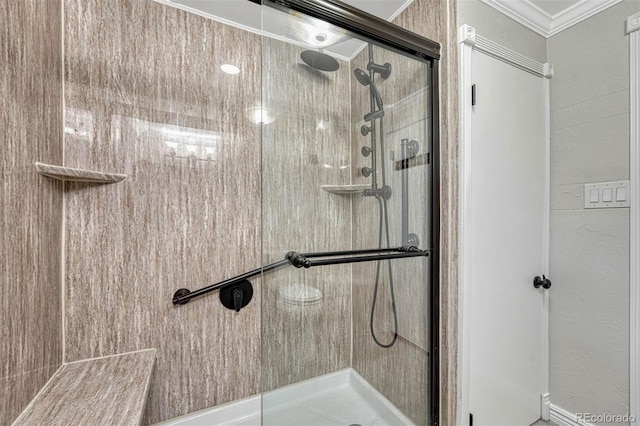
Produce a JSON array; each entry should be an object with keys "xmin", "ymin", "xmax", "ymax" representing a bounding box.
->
[{"xmin": 259, "ymin": 2, "xmax": 438, "ymax": 424}]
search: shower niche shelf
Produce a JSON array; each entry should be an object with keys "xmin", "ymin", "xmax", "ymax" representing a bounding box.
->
[
  {"xmin": 35, "ymin": 162, "xmax": 127, "ymax": 184},
  {"xmin": 321, "ymin": 184, "xmax": 370, "ymax": 195}
]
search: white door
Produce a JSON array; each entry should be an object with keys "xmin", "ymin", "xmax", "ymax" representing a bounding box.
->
[{"xmin": 466, "ymin": 50, "xmax": 547, "ymax": 425}]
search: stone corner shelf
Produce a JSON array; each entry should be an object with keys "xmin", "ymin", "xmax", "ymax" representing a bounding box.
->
[
  {"xmin": 13, "ymin": 349, "xmax": 156, "ymax": 426},
  {"xmin": 321, "ymin": 184, "xmax": 370, "ymax": 195},
  {"xmin": 35, "ymin": 162, "xmax": 127, "ymax": 184}
]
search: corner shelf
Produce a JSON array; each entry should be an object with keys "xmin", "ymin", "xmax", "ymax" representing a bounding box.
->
[
  {"xmin": 321, "ymin": 184, "xmax": 370, "ymax": 195},
  {"xmin": 35, "ymin": 162, "xmax": 127, "ymax": 184}
]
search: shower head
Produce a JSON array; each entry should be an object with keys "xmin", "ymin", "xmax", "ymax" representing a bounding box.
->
[
  {"xmin": 301, "ymin": 50, "xmax": 340, "ymax": 72},
  {"xmin": 354, "ymin": 68, "xmax": 372, "ymax": 86},
  {"xmin": 354, "ymin": 68, "xmax": 383, "ymax": 110}
]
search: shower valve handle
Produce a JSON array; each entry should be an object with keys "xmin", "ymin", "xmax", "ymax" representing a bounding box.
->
[
  {"xmin": 361, "ymin": 146, "xmax": 374, "ymax": 157},
  {"xmin": 361, "ymin": 125, "xmax": 372, "ymax": 136},
  {"xmin": 361, "ymin": 167, "xmax": 374, "ymax": 177},
  {"xmin": 232, "ymin": 289, "xmax": 244, "ymax": 312}
]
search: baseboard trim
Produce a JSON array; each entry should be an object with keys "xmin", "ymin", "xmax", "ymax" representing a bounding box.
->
[
  {"xmin": 550, "ymin": 404, "xmax": 593, "ymax": 426},
  {"xmin": 541, "ymin": 393, "xmax": 551, "ymax": 421}
]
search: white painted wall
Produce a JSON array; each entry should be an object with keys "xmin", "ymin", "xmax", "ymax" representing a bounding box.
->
[
  {"xmin": 458, "ymin": 0, "xmax": 547, "ymax": 63},
  {"xmin": 547, "ymin": 0, "xmax": 639, "ymax": 418},
  {"xmin": 459, "ymin": 0, "xmax": 640, "ymax": 420}
]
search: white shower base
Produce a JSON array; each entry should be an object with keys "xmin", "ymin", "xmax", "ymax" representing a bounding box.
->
[{"xmin": 157, "ymin": 368, "xmax": 414, "ymax": 426}]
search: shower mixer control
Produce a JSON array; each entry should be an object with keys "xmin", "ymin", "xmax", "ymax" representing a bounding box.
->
[
  {"xmin": 220, "ymin": 280, "xmax": 254, "ymax": 312},
  {"xmin": 361, "ymin": 125, "xmax": 371, "ymax": 136}
]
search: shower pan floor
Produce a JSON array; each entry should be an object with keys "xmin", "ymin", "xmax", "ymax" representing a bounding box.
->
[{"xmin": 157, "ymin": 368, "xmax": 414, "ymax": 426}]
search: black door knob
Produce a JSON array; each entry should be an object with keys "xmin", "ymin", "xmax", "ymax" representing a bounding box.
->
[{"xmin": 533, "ymin": 275, "xmax": 552, "ymax": 290}]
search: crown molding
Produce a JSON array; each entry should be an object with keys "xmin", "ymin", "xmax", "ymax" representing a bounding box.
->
[
  {"xmin": 458, "ymin": 24, "xmax": 553, "ymax": 78},
  {"xmin": 479, "ymin": 0, "xmax": 550, "ymax": 36},
  {"xmin": 479, "ymin": 0, "xmax": 624, "ymax": 38}
]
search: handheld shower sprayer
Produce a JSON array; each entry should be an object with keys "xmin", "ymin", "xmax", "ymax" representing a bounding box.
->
[
  {"xmin": 356, "ymin": 45, "xmax": 398, "ymax": 349},
  {"xmin": 354, "ymin": 68, "xmax": 383, "ymax": 110}
]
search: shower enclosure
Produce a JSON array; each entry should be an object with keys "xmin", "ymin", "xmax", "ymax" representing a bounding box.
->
[
  {"xmin": 260, "ymin": 3, "xmax": 440, "ymax": 424},
  {"xmin": 170, "ymin": 0, "xmax": 439, "ymax": 424}
]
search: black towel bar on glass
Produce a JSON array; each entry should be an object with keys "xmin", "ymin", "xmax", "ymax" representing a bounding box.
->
[{"xmin": 172, "ymin": 246, "xmax": 429, "ymax": 305}]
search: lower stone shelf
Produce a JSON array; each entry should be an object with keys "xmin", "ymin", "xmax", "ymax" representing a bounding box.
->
[{"xmin": 13, "ymin": 349, "xmax": 156, "ymax": 426}]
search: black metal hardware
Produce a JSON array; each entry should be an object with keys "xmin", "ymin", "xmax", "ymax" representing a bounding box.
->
[
  {"xmin": 172, "ymin": 246, "xmax": 429, "ymax": 306},
  {"xmin": 533, "ymin": 275, "xmax": 552, "ymax": 289},
  {"xmin": 254, "ymin": 0, "xmax": 441, "ymax": 62},
  {"xmin": 286, "ymin": 246, "xmax": 429, "ymax": 268},
  {"xmin": 360, "ymin": 125, "xmax": 371, "ymax": 136},
  {"xmin": 173, "ymin": 288, "xmax": 191, "ymax": 305},
  {"xmin": 472, "ymin": 84, "xmax": 476, "ymax": 106},
  {"xmin": 367, "ymin": 61, "xmax": 392, "ymax": 79},
  {"xmin": 361, "ymin": 166, "xmax": 373, "ymax": 177},
  {"xmin": 361, "ymin": 146, "xmax": 373, "ymax": 157},
  {"xmin": 362, "ymin": 185, "xmax": 392, "ymax": 200},
  {"xmin": 364, "ymin": 109, "xmax": 385, "ymax": 122},
  {"xmin": 172, "ymin": 259, "xmax": 289, "ymax": 305},
  {"xmin": 400, "ymin": 139, "xmax": 419, "ymax": 246},
  {"xmin": 219, "ymin": 279, "xmax": 253, "ymax": 312}
]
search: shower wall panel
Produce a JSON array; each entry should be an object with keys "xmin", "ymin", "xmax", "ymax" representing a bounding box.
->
[
  {"xmin": 395, "ymin": 2, "xmax": 460, "ymax": 423},
  {"xmin": 350, "ymin": 0, "xmax": 459, "ymax": 423},
  {"xmin": 261, "ymin": 39, "xmax": 353, "ymax": 391},
  {"xmin": 0, "ymin": 0, "xmax": 64, "ymax": 424},
  {"xmin": 63, "ymin": 0, "xmax": 262, "ymax": 423},
  {"xmin": 350, "ymin": 46, "xmax": 431, "ymax": 425}
]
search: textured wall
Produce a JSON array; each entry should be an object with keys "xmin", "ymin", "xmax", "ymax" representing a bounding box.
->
[
  {"xmin": 260, "ymin": 38, "xmax": 353, "ymax": 391},
  {"xmin": 59, "ymin": 0, "xmax": 459, "ymax": 423},
  {"xmin": 0, "ymin": 0, "xmax": 63, "ymax": 424},
  {"xmin": 350, "ymin": 0, "xmax": 460, "ymax": 423},
  {"xmin": 394, "ymin": 1, "xmax": 460, "ymax": 423},
  {"xmin": 548, "ymin": 0, "xmax": 638, "ymax": 417},
  {"xmin": 351, "ymin": 45, "xmax": 433, "ymax": 425},
  {"xmin": 458, "ymin": 0, "xmax": 547, "ymax": 63},
  {"xmin": 62, "ymin": 0, "xmax": 262, "ymax": 423}
]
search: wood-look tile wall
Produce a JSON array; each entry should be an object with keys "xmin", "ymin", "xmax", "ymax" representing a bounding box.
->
[
  {"xmin": 62, "ymin": 1, "xmax": 262, "ymax": 423},
  {"xmin": 261, "ymin": 38, "xmax": 353, "ymax": 391},
  {"xmin": 393, "ymin": 1, "xmax": 460, "ymax": 423},
  {"xmin": 350, "ymin": 45, "xmax": 433, "ymax": 425},
  {"xmin": 0, "ymin": 0, "xmax": 64, "ymax": 424},
  {"xmin": 60, "ymin": 0, "xmax": 458, "ymax": 422},
  {"xmin": 349, "ymin": 1, "xmax": 459, "ymax": 424}
]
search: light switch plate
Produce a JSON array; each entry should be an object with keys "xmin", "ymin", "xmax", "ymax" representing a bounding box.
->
[{"xmin": 584, "ymin": 181, "xmax": 630, "ymax": 209}]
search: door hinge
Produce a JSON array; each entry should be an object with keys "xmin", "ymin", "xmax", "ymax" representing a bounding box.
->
[
  {"xmin": 471, "ymin": 84, "xmax": 476, "ymax": 106},
  {"xmin": 470, "ymin": 413, "xmax": 474, "ymax": 426}
]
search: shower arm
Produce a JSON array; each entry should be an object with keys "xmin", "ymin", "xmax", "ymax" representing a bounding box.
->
[{"xmin": 172, "ymin": 246, "xmax": 429, "ymax": 305}]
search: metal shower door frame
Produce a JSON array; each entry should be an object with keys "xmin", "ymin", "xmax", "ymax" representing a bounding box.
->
[{"xmin": 256, "ymin": 0, "xmax": 442, "ymax": 423}]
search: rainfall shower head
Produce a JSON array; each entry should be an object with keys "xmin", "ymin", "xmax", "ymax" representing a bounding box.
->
[
  {"xmin": 301, "ymin": 50, "xmax": 340, "ymax": 72},
  {"xmin": 354, "ymin": 68, "xmax": 383, "ymax": 110}
]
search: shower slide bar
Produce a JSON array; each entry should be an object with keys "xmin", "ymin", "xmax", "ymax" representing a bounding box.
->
[{"xmin": 172, "ymin": 246, "xmax": 429, "ymax": 305}]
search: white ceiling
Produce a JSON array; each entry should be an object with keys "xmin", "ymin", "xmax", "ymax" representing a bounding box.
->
[
  {"xmin": 153, "ymin": 0, "xmax": 413, "ymax": 59},
  {"xmin": 479, "ymin": 0, "xmax": 624, "ymax": 37}
]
